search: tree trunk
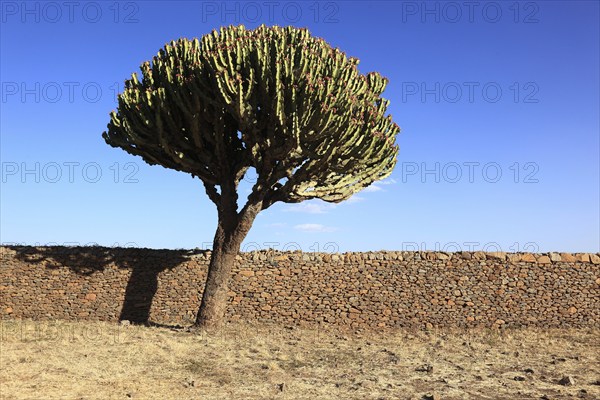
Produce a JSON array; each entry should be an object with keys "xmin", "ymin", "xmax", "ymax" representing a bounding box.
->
[
  {"xmin": 193, "ymin": 228, "xmax": 241, "ymax": 330},
  {"xmin": 193, "ymin": 202, "xmax": 259, "ymax": 330}
]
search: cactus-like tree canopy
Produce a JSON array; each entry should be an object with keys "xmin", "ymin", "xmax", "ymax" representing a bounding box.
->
[{"xmin": 103, "ymin": 24, "xmax": 399, "ymax": 210}]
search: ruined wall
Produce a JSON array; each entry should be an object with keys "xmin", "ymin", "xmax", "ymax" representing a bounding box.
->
[{"xmin": 1, "ymin": 246, "xmax": 599, "ymax": 329}]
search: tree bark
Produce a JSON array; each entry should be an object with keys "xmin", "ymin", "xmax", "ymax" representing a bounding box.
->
[
  {"xmin": 193, "ymin": 201, "xmax": 259, "ymax": 330},
  {"xmin": 193, "ymin": 225, "xmax": 240, "ymax": 329}
]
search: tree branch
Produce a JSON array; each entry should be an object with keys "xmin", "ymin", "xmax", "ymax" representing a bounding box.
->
[{"xmin": 203, "ymin": 182, "xmax": 221, "ymax": 206}]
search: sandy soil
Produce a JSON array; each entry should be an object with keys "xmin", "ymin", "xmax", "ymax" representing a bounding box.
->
[{"xmin": 1, "ymin": 319, "xmax": 599, "ymax": 399}]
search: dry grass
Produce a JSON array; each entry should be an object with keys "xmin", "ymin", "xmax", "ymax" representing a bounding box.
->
[{"xmin": 1, "ymin": 319, "xmax": 599, "ymax": 400}]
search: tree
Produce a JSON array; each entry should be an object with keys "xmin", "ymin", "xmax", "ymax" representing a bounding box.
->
[{"xmin": 102, "ymin": 24, "xmax": 400, "ymax": 330}]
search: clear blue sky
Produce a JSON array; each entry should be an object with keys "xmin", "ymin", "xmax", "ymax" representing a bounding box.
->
[{"xmin": 1, "ymin": 1, "xmax": 598, "ymax": 253}]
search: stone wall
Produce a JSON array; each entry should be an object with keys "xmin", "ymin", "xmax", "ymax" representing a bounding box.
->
[{"xmin": 1, "ymin": 246, "xmax": 599, "ymax": 329}]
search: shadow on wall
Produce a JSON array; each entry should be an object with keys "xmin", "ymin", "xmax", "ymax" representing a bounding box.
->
[{"xmin": 10, "ymin": 246, "xmax": 191, "ymax": 324}]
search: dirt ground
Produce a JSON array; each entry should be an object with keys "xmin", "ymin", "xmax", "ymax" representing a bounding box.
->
[{"xmin": 1, "ymin": 319, "xmax": 599, "ymax": 399}]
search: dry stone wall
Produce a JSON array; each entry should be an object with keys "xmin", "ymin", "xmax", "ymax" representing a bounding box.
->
[{"xmin": 1, "ymin": 246, "xmax": 599, "ymax": 329}]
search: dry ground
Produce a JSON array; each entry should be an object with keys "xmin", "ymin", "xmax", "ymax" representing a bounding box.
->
[{"xmin": 1, "ymin": 319, "xmax": 599, "ymax": 400}]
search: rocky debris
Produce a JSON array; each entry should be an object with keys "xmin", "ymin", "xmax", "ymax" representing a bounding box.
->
[
  {"xmin": 558, "ymin": 376, "xmax": 575, "ymax": 386},
  {"xmin": 416, "ymin": 364, "xmax": 434, "ymax": 373},
  {"xmin": 380, "ymin": 348, "xmax": 399, "ymax": 364},
  {"xmin": 183, "ymin": 378, "xmax": 196, "ymax": 388}
]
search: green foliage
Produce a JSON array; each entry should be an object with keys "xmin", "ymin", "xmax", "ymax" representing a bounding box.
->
[{"xmin": 103, "ymin": 24, "xmax": 400, "ymax": 207}]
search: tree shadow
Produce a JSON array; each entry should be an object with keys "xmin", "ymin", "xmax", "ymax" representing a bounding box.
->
[{"xmin": 8, "ymin": 245, "xmax": 195, "ymax": 324}]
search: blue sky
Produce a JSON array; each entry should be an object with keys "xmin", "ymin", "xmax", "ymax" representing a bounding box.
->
[{"xmin": 1, "ymin": 1, "xmax": 598, "ymax": 253}]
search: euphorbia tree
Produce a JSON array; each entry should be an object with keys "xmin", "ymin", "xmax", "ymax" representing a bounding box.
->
[{"xmin": 103, "ymin": 24, "xmax": 400, "ymax": 329}]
